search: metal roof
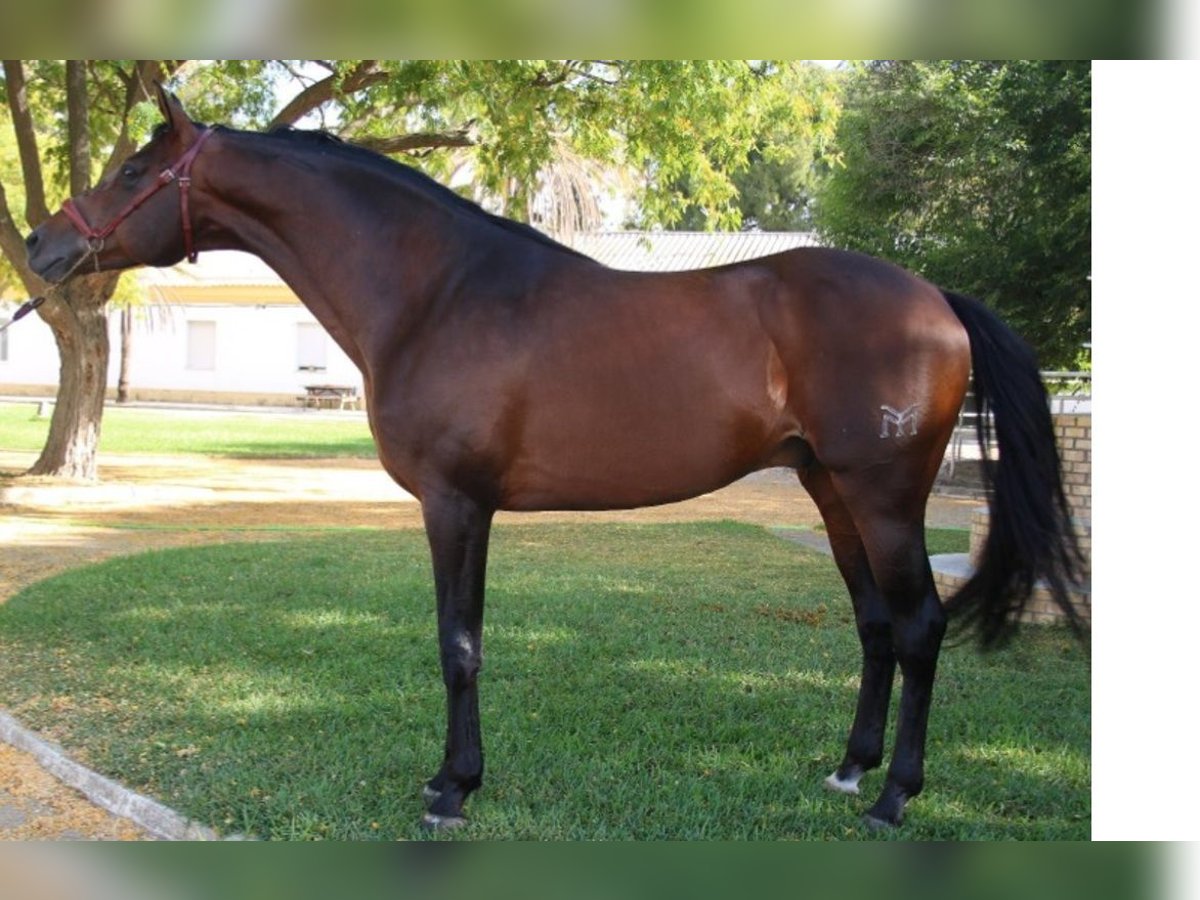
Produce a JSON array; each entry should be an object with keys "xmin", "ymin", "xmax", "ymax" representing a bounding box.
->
[{"xmin": 568, "ymin": 231, "xmax": 821, "ymax": 271}]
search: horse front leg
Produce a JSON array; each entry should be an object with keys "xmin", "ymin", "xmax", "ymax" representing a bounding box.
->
[{"xmin": 418, "ymin": 488, "xmax": 494, "ymax": 830}]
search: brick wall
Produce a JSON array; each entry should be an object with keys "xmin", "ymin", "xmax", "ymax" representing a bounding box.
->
[{"xmin": 1055, "ymin": 414, "xmax": 1091, "ymax": 522}]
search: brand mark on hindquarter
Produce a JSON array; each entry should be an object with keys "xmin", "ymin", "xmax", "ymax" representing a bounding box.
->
[{"xmin": 880, "ymin": 403, "xmax": 919, "ymax": 438}]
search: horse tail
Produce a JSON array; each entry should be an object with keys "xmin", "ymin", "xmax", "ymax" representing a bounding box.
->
[{"xmin": 940, "ymin": 290, "xmax": 1085, "ymax": 647}]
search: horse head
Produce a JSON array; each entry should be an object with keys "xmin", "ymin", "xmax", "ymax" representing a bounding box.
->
[{"xmin": 26, "ymin": 84, "xmax": 214, "ymax": 283}]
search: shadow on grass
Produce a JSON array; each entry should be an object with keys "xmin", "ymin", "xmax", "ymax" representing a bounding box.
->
[{"xmin": 0, "ymin": 522, "xmax": 1089, "ymax": 840}]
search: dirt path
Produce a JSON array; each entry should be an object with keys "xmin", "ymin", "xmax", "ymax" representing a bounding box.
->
[{"xmin": 0, "ymin": 450, "xmax": 979, "ymax": 840}]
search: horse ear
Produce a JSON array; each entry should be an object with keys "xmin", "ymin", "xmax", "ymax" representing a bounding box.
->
[{"xmin": 153, "ymin": 81, "xmax": 196, "ymax": 140}]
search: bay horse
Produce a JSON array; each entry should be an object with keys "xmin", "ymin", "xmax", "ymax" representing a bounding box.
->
[{"xmin": 24, "ymin": 87, "xmax": 1081, "ymax": 831}]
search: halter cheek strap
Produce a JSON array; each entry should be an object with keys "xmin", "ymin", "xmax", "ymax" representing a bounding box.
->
[{"xmin": 61, "ymin": 126, "xmax": 216, "ymax": 265}]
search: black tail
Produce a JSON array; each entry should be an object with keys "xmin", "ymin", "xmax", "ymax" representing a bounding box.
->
[{"xmin": 941, "ymin": 291, "xmax": 1085, "ymax": 647}]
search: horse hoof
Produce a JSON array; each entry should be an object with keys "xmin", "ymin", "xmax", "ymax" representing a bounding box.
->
[
  {"xmin": 863, "ymin": 812, "xmax": 898, "ymax": 830},
  {"xmin": 823, "ymin": 771, "xmax": 862, "ymax": 796},
  {"xmin": 420, "ymin": 812, "xmax": 468, "ymax": 831}
]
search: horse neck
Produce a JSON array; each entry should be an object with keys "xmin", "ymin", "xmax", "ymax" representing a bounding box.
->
[{"xmin": 197, "ymin": 139, "xmax": 469, "ymax": 371}]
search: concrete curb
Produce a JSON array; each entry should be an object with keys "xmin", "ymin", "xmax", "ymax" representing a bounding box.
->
[{"xmin": 0, "ymin": 709, "xmax": 224, "ymax": 841}]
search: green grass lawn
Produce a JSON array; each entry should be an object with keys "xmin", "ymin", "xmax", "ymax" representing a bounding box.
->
[
  {"xmin": 0, "ymin": 404, "xmax": 377, "ymax": 459},
  {"xmin": 0, "ymin": 521, "xmax": 1089, "ymax": 840}
]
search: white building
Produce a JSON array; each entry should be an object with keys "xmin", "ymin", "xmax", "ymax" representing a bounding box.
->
[
  {"xmin": 1, "ymin": 251, "xmax": 362, "ymax": 406},
  {"xmin": 1, "ymin": 232, "xmax": 819, "ymax": 406}
]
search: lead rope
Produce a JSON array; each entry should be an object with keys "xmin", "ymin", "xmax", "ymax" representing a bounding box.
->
[{"xmin": 0, "ymin": 296, "xmax": 45, "ymax": 333}]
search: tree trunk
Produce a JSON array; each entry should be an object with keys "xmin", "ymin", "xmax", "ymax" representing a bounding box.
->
[
  {"xmin": 26, "ymin": 277, "xmax": 116, "ymax": 481},
  {"xmin": 117, "ymin": 307, "xmax": 132, "ymax": 403}
]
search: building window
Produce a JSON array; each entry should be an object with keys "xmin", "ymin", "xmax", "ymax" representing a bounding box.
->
[
  {"xmin": 186, "ymin": 320, "xmax": 216, "ymax": 371},
  {"xmin": 297, "ymin": 322, "xmax": 327, "ymax": 372}
]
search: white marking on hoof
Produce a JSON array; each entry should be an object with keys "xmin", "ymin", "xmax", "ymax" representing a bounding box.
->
[
  {"xmin": 420, "ymin": 812, "xmax": 467, "ymax": 831},
  {"xmin": 421, "ymin": 784, "xmax": 442, "ymax": 808},
  {"xmin": 824, "ymin": 771, "xmax": 862, "ymax": 795}
]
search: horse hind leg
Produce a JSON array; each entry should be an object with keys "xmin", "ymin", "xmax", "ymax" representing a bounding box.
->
[
  {"xmin": 830, "ymin": 469, "xmax": 947, "ymax": 827},
  {"xmin": 798, "ymin": 464, "xmax": 896, "ymax": 798}
]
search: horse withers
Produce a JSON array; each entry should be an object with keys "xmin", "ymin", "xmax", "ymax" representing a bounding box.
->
[{"xmin": 24, "ymin": 85, "xmax": 1082, "ymax": 831}]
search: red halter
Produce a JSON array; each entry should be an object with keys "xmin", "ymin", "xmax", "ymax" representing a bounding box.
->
[{"xmin": 61, "ymin": 126, "xmax": 216, "ymax": 264}]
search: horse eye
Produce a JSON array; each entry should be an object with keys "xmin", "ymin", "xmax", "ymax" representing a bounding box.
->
[{"xmin": 121, "ymin": 164, "xmax": 138, "ymax": 180}]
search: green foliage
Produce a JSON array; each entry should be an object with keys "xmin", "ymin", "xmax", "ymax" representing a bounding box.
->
[
  {"xmin": 165, "ymin": 60, "xmax": 792, "ymax": 230},
  {"xmin": 674, "ymin": 62, "xmax": 843, "ymax": 232},
  {"xmin": 171, "ymin": 60, "xmax": 277, "ymax": 128},
  {"xmin": 0, "ymin": 522, "xmax": 1089, "ymax": 839},
  {"xmin": 9, "ymin": 61, "xmax": 139, "ymax": 191},
  {"xmin": 814, "ymin": 61, "xmax": 1090, "ymax": 367}
]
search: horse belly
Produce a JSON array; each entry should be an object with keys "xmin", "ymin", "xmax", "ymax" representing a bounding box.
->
[
  {"xmin": 500, "ymin": 345, "xmax": 790, "ymax": 512},
  {"xmin": 501, "ymin": 428, "xmax": 758, "ymax": 511}
]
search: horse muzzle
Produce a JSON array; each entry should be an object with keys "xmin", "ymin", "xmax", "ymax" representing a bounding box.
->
[{"xmin": 24, "ymin": 220, "xmax": 94, "ymax": 284}]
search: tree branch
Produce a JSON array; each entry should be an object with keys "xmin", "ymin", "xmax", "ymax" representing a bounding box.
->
[
  {"xmin": 0, "ymin": 180, "xmax": 45, "ymax": 295},
  {"xmin": 66, "ymin": 61, "xmax": 90, "ymax": 196},
  {"xmin": 531, "ymin": 62, "xmax": 574, "ymax": 88},
  {"xmin": 3, "ymin": 60, "xmax": 50, "ymax": 227},
  {"xmin": 353, "ymin": 129, "xmax": 476, "ymax": 155},
  {"xmin": 268, "ymin": 60, "xmax": 389, "ymax": 129},
  {"xmin": 280, "ymin": 60, "xmax": 321, "ymax": 86}
]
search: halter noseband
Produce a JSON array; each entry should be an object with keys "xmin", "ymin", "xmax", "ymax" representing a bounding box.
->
[{"xmin": 61, "ymin": 126, "xmax": 216, "ymax": 265}]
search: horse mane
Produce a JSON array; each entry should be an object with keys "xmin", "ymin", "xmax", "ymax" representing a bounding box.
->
[{"xmin": 256, "ymin": 125, "xmax": 592, "ymax": 261}]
